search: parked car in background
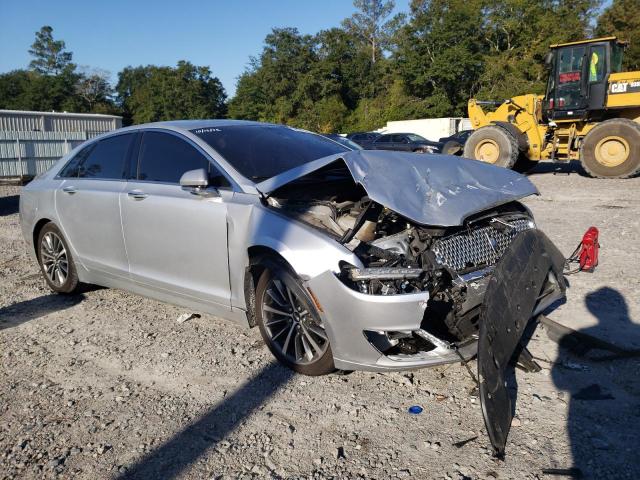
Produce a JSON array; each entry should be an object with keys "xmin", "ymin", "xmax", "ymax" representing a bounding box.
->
[
  {"xmin": 345, "ymin": 132, "xmax": 381, "ymax": 149},
  {"xmin": 438, "ymin": 129, "xmax": 474, "ymax": 155},
  {"xmin": 321, "ymin": 133, "xmax": 363, "ymax": 150},
  {"xmin": 372, "ymin": 133, "xmax": 441, "ymax": 153}
]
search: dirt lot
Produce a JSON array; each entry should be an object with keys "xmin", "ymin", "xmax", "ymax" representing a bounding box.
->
[{"xmin": 1, "ymin": 163, "xmax": 640, "ymax": 480}]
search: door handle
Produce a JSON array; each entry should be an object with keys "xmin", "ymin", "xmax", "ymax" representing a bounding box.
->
[
  {"xmin": 127, "ymin": 190, "xmax": 148, "ymax": 200},
  {"xmin": 62, "ymin": 186, "xmax": 77, "ymax": 194}
]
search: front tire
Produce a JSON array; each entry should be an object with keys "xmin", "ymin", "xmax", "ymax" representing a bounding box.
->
[
  {"xmin": 255, "ymin": 261, "xmax": 335, "ymax": 376},
  {"xmin": 580, "ymin": 118, "xmax": 640, "ymax": 178},
  {"xmin": 463, "ymin": 125, "xmax": 519, "ymax": 168},
  {"xmin": 37, "ymin": 223, "xmax": 80, "ymax": 294}
]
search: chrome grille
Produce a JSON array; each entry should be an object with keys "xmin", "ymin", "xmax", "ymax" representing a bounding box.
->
[{"xmin": 432, "ymin": 217, "xmax": 533, "ymax": 272}]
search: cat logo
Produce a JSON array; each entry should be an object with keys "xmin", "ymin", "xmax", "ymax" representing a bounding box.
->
[{"xmin": 610, "ymin": 82, "xmax": 628, "ymax": 94}]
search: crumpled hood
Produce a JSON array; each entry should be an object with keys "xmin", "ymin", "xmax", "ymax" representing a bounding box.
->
[{"xmin": 256, "ymin": 150, "xmax": 538, "ymax": 227}]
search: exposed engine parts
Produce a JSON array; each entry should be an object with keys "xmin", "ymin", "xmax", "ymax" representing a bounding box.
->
[{"xmin": 266, "ymin": 172, "xmax": 536, "ymax": 344}]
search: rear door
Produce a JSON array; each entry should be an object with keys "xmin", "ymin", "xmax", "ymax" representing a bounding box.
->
[
  {"xmin": 120, "ymin": 130, "xmax": 232, "ymax": 308},
  {"xmin": 55, "ymin": 133, "xmax": 135, "ymax": 279}
]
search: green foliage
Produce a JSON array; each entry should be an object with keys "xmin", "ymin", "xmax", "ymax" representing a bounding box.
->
[
  {"xmin": 597, "ymin": 0, "xmax": 640, "ymax": 70},
  {"xmin": 476, "ymin": 0, "xmax": 599, "ymax": 100},
  {"xmin": 395, "ymin": 0, "xmax": 486, "ymax": 116},
  {"xmin": 115, "ymin": 61, "xmax": 227, "ymax": 124},
  {"xmin": 29, "ymin": 26, "xmax": 74, "ymax": 75},
  {"xmin": 342, "ymin": 0, "xmax": 406, "ymax": 63},
  {"xmin": 8, "ymin": 3, "xmax": 639, "ymax": 132}
]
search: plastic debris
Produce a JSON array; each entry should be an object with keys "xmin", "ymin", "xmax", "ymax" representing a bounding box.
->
[
  {"xmin": 408, "ymin": 405, "xmax": 423, "ymax": 414},
  {"xmin": 176, "ymin": 313, "xmax": 200, "ymax": 324}
]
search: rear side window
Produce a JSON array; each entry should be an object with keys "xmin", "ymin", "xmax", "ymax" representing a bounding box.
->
[
  {"xmin": 376, "ymin": 135, "xmax": 392, "ymax": 143},
  {"xmin": 137, "ymin": 131, "xmax": 225, "ymax": 185},
  {"xmin": 79, "ymin": 134, "xmax": 134, "ymax": 179}
]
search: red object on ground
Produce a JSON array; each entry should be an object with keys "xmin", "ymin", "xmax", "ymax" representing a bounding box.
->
[{"xmin": 578, "ymin": 227, "xmax": 599, "ymax": 271}]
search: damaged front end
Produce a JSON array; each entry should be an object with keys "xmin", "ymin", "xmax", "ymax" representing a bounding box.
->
[
  {"xmin": 258, "ymin": 151, "xmax": 569, "ymax": 456},
  {"xmin": 260, "ymin": 154, "xmax": 564, "ymax": 370}
]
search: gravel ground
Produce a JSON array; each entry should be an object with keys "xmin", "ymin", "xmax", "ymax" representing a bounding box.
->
[{"xmin": 1, "ymin": 163, "xmax": 640, "ymax": 480}]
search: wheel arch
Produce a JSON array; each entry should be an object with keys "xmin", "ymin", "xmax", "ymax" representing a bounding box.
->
[
  {"xmin": 244, "ymin": 246, "xmax": 293, "ymax": 328},
  {"xmin": 32, "ymin": 218, "xmax": 53, "ymax": 260}
]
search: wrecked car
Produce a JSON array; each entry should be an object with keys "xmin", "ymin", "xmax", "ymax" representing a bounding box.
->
[{"xmin": 20, "ymin": 120, "xmax": 568, "ymax": 454}]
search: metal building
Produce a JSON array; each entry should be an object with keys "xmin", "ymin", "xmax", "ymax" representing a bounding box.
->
[{"xmin": 0, "ymin": 109, "xmax": 122, "ymax": 178}]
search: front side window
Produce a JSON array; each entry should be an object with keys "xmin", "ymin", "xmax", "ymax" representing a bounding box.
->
[
  {"xmin": 137, "ymin": 131, "xmax": 229, "ymax": 186},
  {"xmin": 59, "ymin": 144, "xmax": 95, "ymax": 178},
  {"xmin": 79, "ymin": 134, "xmax": 134, "ymax": 179},
  {"xmin": 392, "ymin": 134, "xmax": 407, "ymax": 143},
  {"xmin": 406, "ymin": 134, "xmax": 427, "ymax": 142}
]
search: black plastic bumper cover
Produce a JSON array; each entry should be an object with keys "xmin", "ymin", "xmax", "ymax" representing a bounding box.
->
[{"xmin": 478, "ymin": 229, "xmax": 566, "ymax": 457}]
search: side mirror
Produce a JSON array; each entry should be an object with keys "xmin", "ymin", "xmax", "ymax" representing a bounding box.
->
[
  {"xmin": 544, "ymin": 52, "xmax": 554, "ymax": 68},
  {"xmin": 180, "ymin": 168, "xmax": 208, "ymax": 188},
  {"xmin": 179, "ymin": 168, "xmax": 218, "ymax": 197}
]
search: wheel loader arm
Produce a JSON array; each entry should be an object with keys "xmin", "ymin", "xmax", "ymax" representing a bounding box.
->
[{"xmin": 468, "ymin": 98, "xmax": 491, "ymax": 129}]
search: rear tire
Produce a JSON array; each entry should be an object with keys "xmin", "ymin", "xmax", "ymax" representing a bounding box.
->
[
  {"xmin": 580, "ymin": 118, "xmax": 640, "ymax": 178},
  {"xmin": 37, "ymin": 223, "xmax": 80, "ymax": 294},
  {"xmin": 441, "ymin": 140, "xmax": 463, "ymax": 155},
  {"xmin": 255, "ymin": 260, "xmax": 335, "ymax": 376},
  {"xmin": 463, "ymin": 125, "xmax": 519, "ymax": 169}
]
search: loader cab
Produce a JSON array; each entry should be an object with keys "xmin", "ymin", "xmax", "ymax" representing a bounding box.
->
[{"xmin": 543, "ymin": 37, "xmax": 626, "ymax": 121}]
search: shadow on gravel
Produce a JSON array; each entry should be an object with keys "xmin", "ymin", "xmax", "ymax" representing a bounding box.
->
[
  {"xmin": 0, "ymin": 195, "xmax": 19, "ymax": 216},
  {"xmin": 526, "ymin": 160, "xmax": 587, "ymax": 177},
  {"xmin": 549, "ymin": 287, "xmax": 640, "ymax": 478},
  {"xmin": 0, "ymin": 293, "xmax": 85, "ymax": 330},
  {"xmin": 118, "ymin": 361, "xmax": 295, "ymax": 480}
]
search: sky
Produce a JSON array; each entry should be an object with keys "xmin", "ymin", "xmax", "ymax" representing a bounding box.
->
[{"xmin": 0, "ymin": 0, "xmax": 410, "ymax": 98}]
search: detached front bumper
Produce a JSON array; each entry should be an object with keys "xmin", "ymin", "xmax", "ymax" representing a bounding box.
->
[{"xmin": 306, "ymin": 267, "xmax": 565, "ymax": 372}]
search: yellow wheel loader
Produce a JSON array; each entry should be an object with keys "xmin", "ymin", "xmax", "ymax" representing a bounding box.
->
[{"xmin": 465, "ymin": 37, "xmax": 640, "ymax": 178}]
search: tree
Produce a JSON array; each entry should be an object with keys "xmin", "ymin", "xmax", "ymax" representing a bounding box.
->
[
  {"xmin": 477, "ymin": 0, "xmax": 598, "ymax": 100},
  {"xmin": 342, "ymin": 0, "xmax": 405, "ymax": 63},
  {"xmin": 116, "ymin": 61, "xmax": 227, "ymax": 124},
  {"xmin": 28, "ymin": 26, "xmax": 74, "ymax": 75},
  {"xmin": 395, "ymin": 0, "xmax": 485, "ymax": 116},
  {"xmin": 75, "ymin": 67, "xmax": 114, "ymax": 112},
  {"xmin": 597, "ymin": 0, "xmax": 640, "ymax": 71}
]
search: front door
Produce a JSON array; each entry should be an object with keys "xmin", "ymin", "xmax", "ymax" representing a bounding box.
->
[
  {"xmin": 120, "ymin": 130, "xmax": 231, "ymax": 308},
  {"xmin": 55, "ymin": 133, "xmax": 135, "ymax": 278}
]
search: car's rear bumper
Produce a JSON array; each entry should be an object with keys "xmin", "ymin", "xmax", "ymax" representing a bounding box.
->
[{"xmin": 305, "ymin": 269, "xmax": 564, "ymax": 372}]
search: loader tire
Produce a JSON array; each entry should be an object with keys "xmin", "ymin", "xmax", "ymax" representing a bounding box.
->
[
  {"xmin": 580, "ymin": 118, "xmax": 640, "ymax": 179},
  {"xmin": 463, "ymin": 125, "xmax": 519, "ymax": 169}
]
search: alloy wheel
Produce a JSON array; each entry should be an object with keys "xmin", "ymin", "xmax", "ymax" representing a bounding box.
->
[
  {"xmin": 261, "ymin": 277, "xmax": 328, "ymax": 365},
  {"xmin": 40, "ymin": 232, "xmax": 68, "ymax": 287}
]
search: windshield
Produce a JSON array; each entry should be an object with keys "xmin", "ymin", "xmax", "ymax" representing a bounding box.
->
[
  {"xmin": 406, "ymin": 134, "xmax": 427, "ymax": 142},
  {"xmin": 323, "ymin": 134, "xmax": 363, "ymax": 150},
  {"xmin": 191, "ymin": 125, "xmax": 348, "ymax": 181}
]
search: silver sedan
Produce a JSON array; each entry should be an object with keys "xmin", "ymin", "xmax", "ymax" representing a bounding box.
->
[{"xmin": 20, "ymin": 120, "xmax": 565, "ymax": 381}]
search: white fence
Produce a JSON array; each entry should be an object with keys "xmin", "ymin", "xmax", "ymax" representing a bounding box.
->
[{"xmin": 0, "ymin": 131, "xmax": 91, "ymax": 178}]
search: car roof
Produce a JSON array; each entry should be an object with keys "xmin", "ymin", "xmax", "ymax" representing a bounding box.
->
[{"xmin": 135, "ymin": 119, "xmax": 273, "ymax": 130}]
